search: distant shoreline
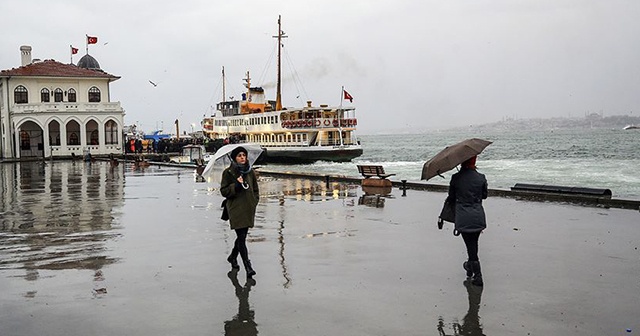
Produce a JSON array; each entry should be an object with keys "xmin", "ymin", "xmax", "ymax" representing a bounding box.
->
[{"xmin": 363, "ymin": 114, "xmax": 640, "ymax": 135}]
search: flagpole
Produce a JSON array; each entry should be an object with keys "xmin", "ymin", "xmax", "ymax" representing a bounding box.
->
[
  {"xmin": 70, "ymin": 45, "xmax": 73, "ymax": 64},
  {"xmin": 338, "ymin": 86, "xmax": 344, "ymax": 146},
  {"xmin": 85, "ymin": 35, "xmax": 89, "ymax": 54}
]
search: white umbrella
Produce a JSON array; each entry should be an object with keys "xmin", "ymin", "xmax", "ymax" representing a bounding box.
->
[{"xmin": 202, "ymin": 143, "xmax": 264, "ymax": 177}]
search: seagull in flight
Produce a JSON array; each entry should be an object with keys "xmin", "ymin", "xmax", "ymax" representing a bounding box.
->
[{"xmin": 149, "ymin": 80, "xmax": 158, "ymax": 87}]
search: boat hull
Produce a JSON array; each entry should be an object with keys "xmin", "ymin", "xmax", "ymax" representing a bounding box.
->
[{"xmin": 264, "ymin": 146, "xmax": 363, "ymax": 163}]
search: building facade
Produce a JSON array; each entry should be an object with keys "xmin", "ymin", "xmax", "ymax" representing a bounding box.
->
[{"xmin": 0, "ymin": 45, "xmax": 125, "ymax": 159}]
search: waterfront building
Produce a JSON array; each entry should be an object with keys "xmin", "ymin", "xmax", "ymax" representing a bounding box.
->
[{"xmin": 0, "ymin": 45, "xmax": 125, "ymax": 159}]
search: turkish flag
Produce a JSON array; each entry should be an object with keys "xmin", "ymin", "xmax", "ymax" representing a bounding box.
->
[
  {"xmin": 87, "ymin": 36, "xmax": 98, "ymax": 44},
  {"xmin": 71, "ymin": 46, "xmax": 79, "ymax": 54},
  {"xmin": 343, "ymin": 90, "xmax": 354, "ymax": 103}
]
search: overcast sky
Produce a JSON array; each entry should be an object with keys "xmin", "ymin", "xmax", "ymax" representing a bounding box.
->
[{"xmin": 2, "ymin": 0, "xmax": 639, "ymax": 134}]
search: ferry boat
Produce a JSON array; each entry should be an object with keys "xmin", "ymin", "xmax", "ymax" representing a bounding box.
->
[
  {"xmin": 623, "ymin": 124, "xmax": 639, "ymax": 130},
  {"xmin": 201, "ymin": 16, "xmax": 363, "ymax": 163}
]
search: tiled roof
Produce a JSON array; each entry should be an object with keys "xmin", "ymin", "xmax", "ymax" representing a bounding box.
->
[{"xmin": 0, "ymin": 59, "xmax": 119, "ymax": 80}]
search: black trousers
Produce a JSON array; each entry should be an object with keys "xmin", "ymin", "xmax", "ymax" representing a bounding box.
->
[
  {"xmin": 461, "ymin": 232, "xmax": 481, "ymax": 262},
  {"xmin": 233, "ymin": 227, "xmax": 250, "ymax": 263}
]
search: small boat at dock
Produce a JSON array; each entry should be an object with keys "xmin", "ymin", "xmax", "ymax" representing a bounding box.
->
[{"xmin": 168, "ymin": 144, "xmax": 210, "ymax": 165}]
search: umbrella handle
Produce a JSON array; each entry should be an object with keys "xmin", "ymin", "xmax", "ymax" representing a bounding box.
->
[{"xmin": 241, "ymin": 182, "xmax": 249, "ymax": 190}]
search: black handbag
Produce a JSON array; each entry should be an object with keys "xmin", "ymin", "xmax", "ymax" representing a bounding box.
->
[
  {"xmin": 221, "ymin": 199, "xmax": 229, "ymax": 221},
  {"xmin": 438, "ymin": 198, "xmax": 455, "ymax": 229}
]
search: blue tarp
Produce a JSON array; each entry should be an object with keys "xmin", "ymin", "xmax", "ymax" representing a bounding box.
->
[{"xmin": 143, "ymin": 131, "xmax": 171, "ymax": 141}]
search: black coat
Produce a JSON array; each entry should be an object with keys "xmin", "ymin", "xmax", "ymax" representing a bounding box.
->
[
  {"xmin": 220, "ymin": 165, "xmax": 259, "ymax": 230},
  {"xmin": 447, "ymin": 168, "xmax": 488, "ymax": 233}
]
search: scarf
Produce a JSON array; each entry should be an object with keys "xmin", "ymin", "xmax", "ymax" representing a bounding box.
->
[{"xmin": 231, "ymin": 161, "xmax": 252, "ymax": 175}]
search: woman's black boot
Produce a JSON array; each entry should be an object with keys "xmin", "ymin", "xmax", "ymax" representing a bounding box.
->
[
  {"xmin": 227, "ymin": 248, "xmax": 240, "ymax": 270},
  {"xmin": 463, "ymin": 261, "xmax": 473, "ymax": 278},
  {"xmin": 243, "ymin": 260, "xmax": 256, "ymax": 277},
  {"xmin": 470, "ymin": 261, "xmax": 483, "ymax": 286}
]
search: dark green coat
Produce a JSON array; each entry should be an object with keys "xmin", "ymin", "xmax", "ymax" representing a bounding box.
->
[{"xmin": 220, "ymin": 165, "xmax": 259, "ymax": 230}]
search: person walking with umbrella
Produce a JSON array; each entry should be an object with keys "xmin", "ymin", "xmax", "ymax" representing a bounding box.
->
[
  {"xmin": 220, "ymin": 146, "xmax": 259, "ymax": 277},
  {"xmin": 447, "ymin": 155, "xmax": 487, "ymax": 286},
  {"xmin": 422, "ymin": 138, "xmax": 492, "ymax": 287}
]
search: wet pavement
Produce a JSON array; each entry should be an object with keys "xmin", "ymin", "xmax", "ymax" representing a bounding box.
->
[{"xmin": 1, "ymin": 161, "xmax": 639, "ymax": 336}]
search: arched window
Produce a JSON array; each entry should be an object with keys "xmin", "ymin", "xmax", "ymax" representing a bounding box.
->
[
  {"xmin": 105, "ymin": 120, "xmax": 118, "ymax": 145},
  {"xmin": 68, "ymin": 132, "xmax": 79, "ymax": 145},
  {"xmin": 90, "ymin": 130, "xmax": 99, "ymax": 145},
  {"xmin": 14, "ymin": 85, "xmax": 28, "ymax": 104},
  {"xmin": 20, "ymin": 131, "xmax": 30, "ymax": 150},
  {"xmin": 41, "ymin": 88, "xmax": 50, "ymax": 102},
  {"xmin": 54, "ymin": 88, "xmax": 63, "ymax": 102},
  {"xmin": 49, "ymin": 133, "xmax": 60, "ymax": 146},
  {"xmin": 48, "ymin": 120, "xmax": 61, "ymax": 146},
  {"xmin": 67, "ymin": 88, "xmax": 77, "ymax": 102},
  {"xmin": 88, "ymin": 86, "xmax": 101, "ymax": 102}
]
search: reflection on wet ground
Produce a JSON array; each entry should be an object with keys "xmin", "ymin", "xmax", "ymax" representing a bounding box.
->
[
  {"xmin": 1, "ymin": 161, "xmax": 124, "ymax": 276},
  {"xmin": 1, "ymin": 162, "xmax": 639, "ymax": 335},
  {"xmin": 225, "ymin": 270, "xmax": 257, "ymax": 336},
  {"xmin": 438, "ymin": 280, "xmax": 484, "ymax": 336}
]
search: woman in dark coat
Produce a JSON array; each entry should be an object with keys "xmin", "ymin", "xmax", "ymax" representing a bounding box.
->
[
  {"xmin": 220, "ymin": 146, "xmax": 260, "ymax": 277},
  {"xmin": 446, "ymin": 155, "xmax": 488, "ymax": 286}
]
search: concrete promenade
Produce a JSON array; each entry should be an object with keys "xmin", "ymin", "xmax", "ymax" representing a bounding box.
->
[{"xmin": 0, "ymin": 163, "xmax": 639, "ymax": 335}]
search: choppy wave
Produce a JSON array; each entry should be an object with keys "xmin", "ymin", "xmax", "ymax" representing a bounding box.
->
[{"xmin": 261, "ymin": 128, "xmax": 640, "ymax": 199}]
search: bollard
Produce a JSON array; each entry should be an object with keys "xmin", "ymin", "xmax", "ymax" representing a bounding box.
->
[
  {"xmin": 401, "ymin": 179, "xmax": 407, "ymax": 197},
  {"xmin": 325, "ymin": 175, "xmax": 330, "ymax": 188}
]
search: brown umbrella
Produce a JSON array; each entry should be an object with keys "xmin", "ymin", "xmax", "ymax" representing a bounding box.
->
[{"xmin": 421, "ymin": 138, "xmax": 492, "ymax": 180}]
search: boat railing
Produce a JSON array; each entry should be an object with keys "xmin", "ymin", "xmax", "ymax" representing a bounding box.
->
[
  {"xmin": 260, "ymin": 139, "xmax": 360, "ymax": 148},
  {"xmin": 316, "ymin": 139, "xmax": 359, "ymax": 146},
  {"xmin": 281, "ymin": 118, "xmax": 358, "ymax": 129},
  {"xmin": 262, "ymin": 141, "xmax": 309, "ymax": 148}
]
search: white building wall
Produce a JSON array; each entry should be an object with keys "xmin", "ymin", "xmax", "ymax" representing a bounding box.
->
[
  {"xmin": 3, "ymin": 76, "xmax": 124, "ymax": 159},
  {"xmin": 0, "ymin": 79, "xmax": 11, "ymax": 159}
]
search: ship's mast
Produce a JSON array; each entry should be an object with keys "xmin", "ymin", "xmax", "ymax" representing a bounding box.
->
[
  {"xmin": 244, "ymin": 71, "xmax": 251, "ymax": 100},
  {"xmin": 222, "ymin": 66, "xmax": 226, "ymax": 103},
  {"xmin": 273, "ymin": 15, "xmax": 287, "ymax": 111}
]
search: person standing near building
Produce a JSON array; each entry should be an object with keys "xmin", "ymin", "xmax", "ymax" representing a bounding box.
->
[
  {"xmin": 447, "ymin": 155, "xmax": 487, "ymax": 286},
  {"xmin": 220, "ymin": 146, "xmax": 259, "ymax": 277}
]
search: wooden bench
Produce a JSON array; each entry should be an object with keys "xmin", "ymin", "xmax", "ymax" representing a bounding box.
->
[
  {"xmin": 357, "ymin": 165, "xmax": 395, "ymax": 187},
  {"xmin": 357, "ymin": 165, "xmax": 395, "ymax": 179}
]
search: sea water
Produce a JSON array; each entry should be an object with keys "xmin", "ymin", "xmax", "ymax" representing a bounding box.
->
[{"xmin": 261, "ymin": 128, "xmax": 640, "ymax": 200}]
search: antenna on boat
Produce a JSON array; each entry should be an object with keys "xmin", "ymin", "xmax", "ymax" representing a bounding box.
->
[{"xmin": 273, "ymin": 15, "xmax": 288, "ymax": 111}]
